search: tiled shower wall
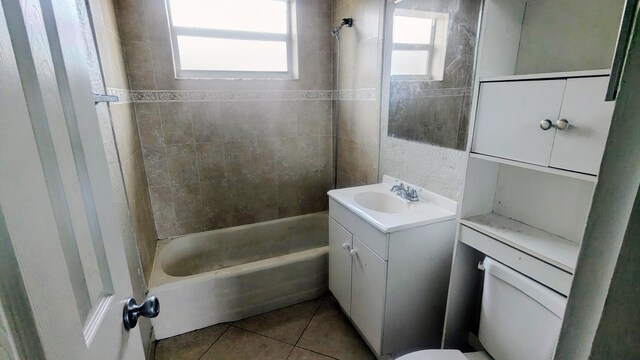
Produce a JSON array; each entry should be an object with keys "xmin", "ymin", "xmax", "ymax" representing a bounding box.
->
[
  {"xmin": 115, "ymin": 0, "xmax": 333, "ymax": 238},
  {"xmin": 332, "ymin": 0, "xmax": 384, "ymax": 187},
  {"xmin": 88, "ymin": 0, "xmax": 157, "ymax": 280}
]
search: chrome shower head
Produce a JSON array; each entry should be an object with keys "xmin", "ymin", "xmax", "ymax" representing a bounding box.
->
[{"xmin": 332, "ymin": 18, "xmax": 353, "ymax": 38}]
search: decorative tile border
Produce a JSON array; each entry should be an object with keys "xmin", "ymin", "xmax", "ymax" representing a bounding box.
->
[
  {"xmin": 106, "ymin": 87, "xmax": 377, "ymax": 103},
  {"xmin": 390, "ymin": 87, "xmax": 472, "ymax": 99},
  {"xmin": 337, "ymin": 88, "xmax": 378, "ymax": 101}
]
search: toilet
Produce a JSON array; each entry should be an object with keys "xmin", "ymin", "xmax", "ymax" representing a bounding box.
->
[{"xmin": 398, "ymin": 257, "xmax": 567, "ymax": 360}]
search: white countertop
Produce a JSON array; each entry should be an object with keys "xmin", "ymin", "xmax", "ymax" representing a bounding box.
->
[{"xmin": 327, "ymin": 175, "xmax": 458, "ymax": 233}]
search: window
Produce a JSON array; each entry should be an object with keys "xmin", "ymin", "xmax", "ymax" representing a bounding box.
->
[
  {"xmin": 390, "ymin": 9, "xmax": 448, "ymax": 80},
  {"xmin": 166, "ymin": 0, "xmax": 295, "ymax": 79}
]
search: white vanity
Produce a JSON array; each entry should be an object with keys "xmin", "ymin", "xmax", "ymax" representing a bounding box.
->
[{"xmin": 328, "ymin": 176, "xmax": 458, "ymax": 358}]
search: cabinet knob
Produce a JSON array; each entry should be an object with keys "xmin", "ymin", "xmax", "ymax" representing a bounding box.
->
[
  {"xmin": 540, "ymin": 119, "xmax": 554, "ymax": 130},
  {"xmin": 556, "ymin": 119, "xmax": 570, "ymax": 130},
  {"xmin": 349, "ymin": 249, "xmax": 358, "ymax": 256},
  {"xmin": 342, "ymin": 243, "xmax": 350, "ymax": 250}
]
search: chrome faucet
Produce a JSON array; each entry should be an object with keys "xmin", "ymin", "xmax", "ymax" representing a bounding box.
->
[{"xmin": 390, "ymin": 182, "xmax": 420, "ymax": 202}]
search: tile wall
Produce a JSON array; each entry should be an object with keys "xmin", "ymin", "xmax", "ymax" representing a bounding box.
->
[
  {"xmin": 89, "ymin": 0, "xmax": 158, "ymax": 280},
  {"xmin": 332, "ymin": 0, "xmax": 384, "ymax": 187},
  {"xmin": 115, "ymin": 0, "xmax": 334, "ymax": 238}
]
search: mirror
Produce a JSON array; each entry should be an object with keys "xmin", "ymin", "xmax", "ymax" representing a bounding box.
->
[{"xmin": 383, "ymin": 0, "xmax": 481, "ymax": 150}]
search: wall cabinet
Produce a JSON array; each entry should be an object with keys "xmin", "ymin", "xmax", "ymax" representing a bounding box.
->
[
  {"xmin": 473, "ymin": 75, "xmax": 614, "ymax": 175},
  {"xmin": 328, "ymin": 199, "xmax": 456, "ymax": 358}
]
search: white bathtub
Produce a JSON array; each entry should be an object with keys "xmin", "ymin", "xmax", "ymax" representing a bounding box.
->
[{"xmin": 148, "ymin": 212, "xmax": 329, "ymax": 339}]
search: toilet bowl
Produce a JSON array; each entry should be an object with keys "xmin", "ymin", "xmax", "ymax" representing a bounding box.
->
[{"xmin": 397, "ymin": 257, "xmax": 567, "ymax": 360}]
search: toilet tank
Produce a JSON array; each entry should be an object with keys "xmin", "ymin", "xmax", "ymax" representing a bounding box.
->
[{"xmin": 479, "ymin": 257, "xmax": 567, "ymax": 360}]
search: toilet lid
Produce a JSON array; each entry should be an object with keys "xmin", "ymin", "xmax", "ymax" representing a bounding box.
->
[{"xmin": 396, "ymin": 350, "xmax": 468, "ymax": 360}]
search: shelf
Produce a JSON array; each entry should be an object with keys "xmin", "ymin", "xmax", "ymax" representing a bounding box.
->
[
  {"xmin": 479, "ymin": 69, "xmax": 611, "ymax": 83},
  {"xmin": 469, "ymin": 153, "xmax": 598, "ymax": 183},
  {"xmin": 460, "ymin": 213, "xmax": 580, "ymax": 273}
]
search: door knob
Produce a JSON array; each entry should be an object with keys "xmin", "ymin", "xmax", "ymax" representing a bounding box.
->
[
  {"xmin": 123, "ymin": 296, "xmax": 159, "ymax": 331},
  {"xmin": 540, "ymin": 119, "xmax": 554, "ymax": 130},
  {"xmin": 342, "ymin": 243, "xmax": 351, "ymax": 250},
  {"xmin": 349, "ymin": 249, "xmax": 358, "ymax": 256},
  {"xmin": 555, "ymin": 119, "xmax": 570, "ymax": 130}
]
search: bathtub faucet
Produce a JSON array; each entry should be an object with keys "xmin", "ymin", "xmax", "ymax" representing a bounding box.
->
[{"xmin": 390, "ymin": 182, "xmax": 420, "ymax": 202}]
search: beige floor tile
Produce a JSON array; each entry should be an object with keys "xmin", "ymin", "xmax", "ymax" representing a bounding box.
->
[
  {"xmin": 297, "ymin": 297, "xmax": 375, "ymax": 360},
  {"xmin": 233, "ymin": 299, "xmax": 322, "ymax": 344},
  {"xmin": 201, "ymin": 326, "xmax": 293, "ymax": 360},
  {"xmin": 155, "ymin": 324, "xmax": 229, "ymax": 360},
  {"xmin": 287, "ymin": 347, "xmax": 335, "ymax": 360}
]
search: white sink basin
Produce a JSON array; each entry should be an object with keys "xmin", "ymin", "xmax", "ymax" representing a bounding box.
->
[
  {"xmin": 327, "ymin": 176, "xmax": 458, "ymax": 233},
  {"xmin": 354, "ymin": 192, "xmax": 408, "ymax": 213}
]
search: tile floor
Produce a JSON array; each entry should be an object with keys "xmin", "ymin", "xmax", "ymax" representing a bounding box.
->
[{"xmin": 154, "ymin": 294, "xmax": 375, "ymax": 360}]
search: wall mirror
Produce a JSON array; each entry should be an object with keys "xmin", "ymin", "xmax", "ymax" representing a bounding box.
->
[{"xmin": 383, "ymin": 0, "xmax": 481, "ymax": 150}]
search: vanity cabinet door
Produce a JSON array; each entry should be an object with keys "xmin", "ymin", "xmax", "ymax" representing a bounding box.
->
[
  {"xmin": 351, "ymin": 236, "xmax": 387, "ymax": 355},
  {"xmin": 549, "ymin": 76, "xmax": 615, "ymax": 175},
  {"xmin": 329, "ymin": 218, "xmax": 353, "ymax": 315},
  {"xmin": 473, "ymin": 80, "xmax": 566, "ymax": 165}
]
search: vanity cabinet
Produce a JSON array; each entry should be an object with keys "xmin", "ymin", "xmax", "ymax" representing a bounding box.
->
[
  {"xmin": 473, "ymin": 75, "xmax": 614, "ymax": 174},
  {"xmin": 328, "ymin": 199, "xmax": 456, "ymax": 358}
]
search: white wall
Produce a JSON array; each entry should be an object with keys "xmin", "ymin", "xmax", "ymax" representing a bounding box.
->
[
  {"xmin": 515, "ymin": 0, "xmax": 625, "ymax": 74},
  {"xmin": 379, "ymin": 136, "xmax": 467, "ymax": 201}
]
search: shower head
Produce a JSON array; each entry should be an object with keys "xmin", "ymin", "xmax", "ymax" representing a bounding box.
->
[{"xmin": 332, "ymin": 18, "xmax": 353, "ymax": 38}]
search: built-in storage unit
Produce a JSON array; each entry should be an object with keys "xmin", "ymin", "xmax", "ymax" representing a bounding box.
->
[
  {"xmin": 473, "ymin": 73, "xmax": 615, "ymax": 174},
  {"xmin": 441, "ymin": 0, "xmax": 625, "ymax": 353},
  {"xmin": 328, "ymin": 196, "xmax": 457, "ymax": 358}
]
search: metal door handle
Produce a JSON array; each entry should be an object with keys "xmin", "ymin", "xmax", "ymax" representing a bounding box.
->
[{"xmin": 123, "ymin": 296, "xmax": 159, "ymax": 331}]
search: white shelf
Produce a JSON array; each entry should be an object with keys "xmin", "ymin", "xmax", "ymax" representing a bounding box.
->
[
  {"xmin": 469, "ymin": 153, "xmax": 598, "ymax": 183},
  {"xmin": 460, "ymin": 213, "xmax": 580, "ymax": 273},
  {"xmin": 480, "ymin": 69, "xmax": 611, "ymax": 83}
]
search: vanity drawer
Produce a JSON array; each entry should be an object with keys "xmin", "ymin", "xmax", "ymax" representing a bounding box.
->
[
  {"xmin": 458, "ymin": 225, "xmax": 572, "ymax": 295},
  {"xmin": 329, "ymin": 198, "xmax": 389, "ymax": 260}
]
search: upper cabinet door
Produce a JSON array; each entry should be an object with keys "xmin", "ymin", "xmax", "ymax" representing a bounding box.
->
[
  {"xmin": 473, "ymin": 80, "xmax": 566, "ymax": 165},
  {"xmin": 549, "ymin": 77, "xmax": 615, "ymax": 175}
]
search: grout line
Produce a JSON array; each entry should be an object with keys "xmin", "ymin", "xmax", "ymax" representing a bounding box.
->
[
  {"xmin": 196, "ymin": 324, "xmax": 232, "ymax": 360},
  {"xmin": 292, "ymin": 346, "xmax": 340, "ymax": 360},
  {"xmin": 228, "ymin": 324, "xmax": 296, "ymax": 347},
  {"xmin": 293, "ymin": 296, "xmax": 326, "ymax": 347}
]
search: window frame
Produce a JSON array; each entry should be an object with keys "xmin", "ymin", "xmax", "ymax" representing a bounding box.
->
[
  {"xmin": 390, "ymin": 9, "xmax": 442, "ymax": 80},
  {"xmin": 165, "ymin": 0, "xmax": 295, "ymax": 79}
]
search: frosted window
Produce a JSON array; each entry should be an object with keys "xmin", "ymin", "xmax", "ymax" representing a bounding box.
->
[
  {"xmin": 393, "ymin": 16, "xmax": 433, "ymax": 44},
  {"xmin": 391, "ymin": 50, "xmax": 429, "ymax": 75},
  {"xmin": 177, "ymin": 36, "xmax": 288, "ymax": 72},
  {"xmin": 166, "ymin": 0, "xmax": 293, "ymax": 77},
  {"xmin": 169, "ymin": 0, "xmax": 287, "ymax": 34}
]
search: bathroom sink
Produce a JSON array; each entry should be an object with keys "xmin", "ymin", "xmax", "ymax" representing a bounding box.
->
[
  {"xmin": 328, "ymin": 175, "xmax": 458, "ymax": 233},
  {"xmin": 354, "ymin": 192, "xmax": 408, "ymax": 213}
]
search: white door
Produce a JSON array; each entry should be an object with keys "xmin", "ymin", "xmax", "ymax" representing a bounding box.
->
[
  {"xmin": 0, "ymin": 0, "xmax": 145, "ymax": 358},
  {"xmin": 328, "ymin": 218, "xmax": 353, "ymax": 315},
  {"xmin": 350, "ymin": 236, "xmax": 387, "ymax": 355},
  {"xmin": 473, "ymin": 80, "xmax": 566, "ymax": 165},
  {"xmin": 549, "ymin": 77, "xmax": 615, "ymax": 175}
]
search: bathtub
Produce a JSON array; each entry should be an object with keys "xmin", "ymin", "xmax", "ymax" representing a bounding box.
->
[{"xmin": 148, "ymin": 212, "xmax": 329, "ymax": 339}]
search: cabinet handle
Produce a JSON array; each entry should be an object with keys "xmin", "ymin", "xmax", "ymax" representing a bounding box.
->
[
  {"xmin": 349, "ymin": 249, "xmax": 358, "ymax": 256},
  {"xmin": 342, "ymin": 243, "xmax": 351, "ymax": 250},
  {"xmin": 540, "ymin": 119, "xmax": 554, "ymax": 130},
  {"xmin": 556, "ymin": 119, "xmax": 570, "ymax": 130}
]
